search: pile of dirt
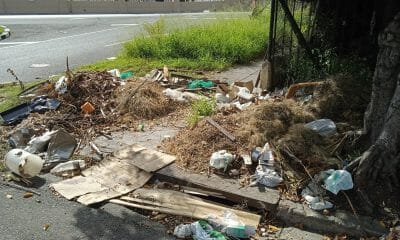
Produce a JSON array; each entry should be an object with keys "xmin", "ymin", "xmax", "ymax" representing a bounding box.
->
[
  {"xmin": 118, "ymin": 80, "xmax": 182, "ymax": 120},
  {"xmin": 163, "ymin": 114, "xmax": 242, "ymax": 173},
  {"xmin": 235, "ymin": 99, "xmax": 315, "ymax": 149},
  {"xmin": 309, "ymin": 76, "xmax": 370, "ymax": 126},
  {"xmin": 163, "ymin": 100, "xmax": 317, "ymax": 174}
]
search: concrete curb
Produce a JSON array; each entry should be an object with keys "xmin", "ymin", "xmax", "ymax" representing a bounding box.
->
[
  {"xmin": 0, "ymin": 25, "xmax": 11, "ymax": 40},
  {"xmin": 276, "ymin": 199, "xmax": 388, "ymax": 238}
]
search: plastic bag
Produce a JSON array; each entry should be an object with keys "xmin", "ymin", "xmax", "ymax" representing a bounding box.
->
[
  {"xmin": 174, "ymin": 220, "xmax": 226, "ymax": 240},
  {"xmin": 323, "ymin": 169, "xmax": 353, "ymax": 195},
  {"xmin": 304, "ymin": 119, "xmax": 337, "ymax": 137},
  {"xmin": 209, "ymin": 150, "xmax": 233, "ymax": 170},
  {"xmin": 250, "ymin": 165, "xmax": 283, "ymax": 187}
]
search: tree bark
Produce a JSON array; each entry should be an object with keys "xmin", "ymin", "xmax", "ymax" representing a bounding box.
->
[{"xmin": 356, "ymin": 12, "xmax": 400, "ymax": 189}]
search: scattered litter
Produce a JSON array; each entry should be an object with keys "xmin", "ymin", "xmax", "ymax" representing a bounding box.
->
[
  {"xmin": 8, "ymin": 128, "xmax": 35, "ymax": 148},
  {"xmin": 30, "ymin": 96, "xmax": 60, "ymax": 113},
  {"xmin": 5, "ymin": 149, "xmax": 44, "ymax": 178},
  {"xmin": 50, "ymin": 160, "xmax": 85, "ymax": 177},
  {"xmin": 301, "ymin": 177, "xmax": 333, "ymax": 210},
  {"xmin": 250, "ymin": 143, "xmax": 282, "ymax": 188},
  {"xmin": 162, "ymin": 88, "xmax": 203, "ymax": 103},
  {"xmin": 210, "ymin": 150, "xmax": 234, "ymax": 171},
  {"xmin": 323, "ymin": 169, "xmax": 353, "ymax": 194},
  {"xmin": 25, "ymin": 130, "xmax": 57, "ymax": 154},
  {"xmin": 188, "ymin": 79, "xmax": 214, "ymax": 89},
  {"xmin": 55, "ymin": 76, "xmax": 68, "ymax": 94},
  {"xmin": 232, "ymin": 101, "xmax": 252, "ymax": 111},
  {"xmin": 120, "ymin": 71, "xmax": 134, "ymax": 80},
  {"xmin": 107, "ymin": 69, "xmax": 121, "ymax": 78},
  {"xmin": 46, "ymin": 129, "xmax": 77, "ymax": 162},
  {"xmin": 6, "ymin": 194, "xmax": 12, "ymax": 199},
  {"xmin": 304, "ymin": 119, "xmax": 337, "ymax": 137},
  {"xmin": 43, "ymin": 224, "xmax": 50, "ymax": 231},
  {"xmin": 236, "ymin": 87, "xmax": 253, "ymax": 101},
  {"xmin": 174, "ymin": 220, "xmax": 226, "ymax": 240},
  {"xmin": 23, "ymin": 192, "xmax": 34, "ymax": 198},
  {"xmin": 80, "ymin": 102, "xmax": 95, "ymax": 114}
]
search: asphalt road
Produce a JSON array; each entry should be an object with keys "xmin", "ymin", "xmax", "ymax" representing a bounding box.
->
[
  {"xmin": 0, "ymin": 13, "xmax": 241, "ymax": 83},
  {"xmin": 0, "ymin": 174, "xmax": 174, "ymax": 240}
]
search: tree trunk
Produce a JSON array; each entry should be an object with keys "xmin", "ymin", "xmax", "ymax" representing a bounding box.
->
[{"xmin": 356, "ymin": 12, "xmax": 400, "ymax": 190}]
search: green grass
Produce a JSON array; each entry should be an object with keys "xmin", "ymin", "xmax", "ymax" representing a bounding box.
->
[
  {"xmin": 0, "ymin": 80, "xmax": 47, "ymax": 113},
  {"xmin": 0, "ymin": 26, "xmax": 4, "ymax": 34},
  {"xmin": 187, "ymin": 97, "xmax": 217, "ymax": 127},
  {"xmin": 82, "ymin": 13, "xmax": 269, "ymax": 74}
]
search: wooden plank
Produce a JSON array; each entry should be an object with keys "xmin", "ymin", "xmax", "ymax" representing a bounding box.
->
[
  {"xmin": 205, "ymin": 117, "xmax": 236, "ymax": 142},
  {"xmin": 155, "ymin": 163, "xmax": 280, "ymax": 210},
  {"xmin": 114, "ymin": 188, "xmax": 261, "ymax": 229},
  {"xmin": 113, "ymin": 144, "xmax": 176, "ymax": 173}
]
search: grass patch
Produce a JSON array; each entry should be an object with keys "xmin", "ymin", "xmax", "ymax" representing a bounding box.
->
[
  {"xmin": 0, "ymin": 26, "xmax": 4, "ymax": 34},
  {"xmin": 0, "ymin": 81, "xmax": 47, "ymax": 113},
  {"xmin": 187, "ymin": 98, "xmax": 216, "ymax": 127},
  {"xmin": 81, "ymin": 13, "xmax": 269, "ymax": 74}
]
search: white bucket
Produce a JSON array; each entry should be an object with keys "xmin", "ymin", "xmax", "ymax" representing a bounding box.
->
[{"xmin": 5, "ymin": 149, "xmax": 44, "ymax": 178}]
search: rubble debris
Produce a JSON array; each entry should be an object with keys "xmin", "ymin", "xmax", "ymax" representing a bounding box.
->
[
  {"xmin": 8, "ymin": 128, "xmax": 35, "ymax": 148},
  {"xmin": 304, "ymin": 119, "xmax": 337, "ymax": 137},
  {"xmin": 110, "ymin": 188, "xmax": 260, "ymax": 232},
  {"xmin": 5, "ymin": 149, "xmax": 44, "ymax": 178},
  {"xmin": 50, "ymin": 160, "xmax": 86, "ymax": 177},
  {"xmin": 46, "ymin": 129, "xmax": 77, "ymax": 162}
]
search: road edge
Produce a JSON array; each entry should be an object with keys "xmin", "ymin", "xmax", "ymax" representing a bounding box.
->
[{"xmin": 0, "ymin": 25, "xmax": 11, "ymax": 40}]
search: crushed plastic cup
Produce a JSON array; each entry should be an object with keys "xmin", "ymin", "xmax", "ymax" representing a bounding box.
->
[{"xmin": 323, "ymin": 169, "xmax": 353, "ymax": 195}]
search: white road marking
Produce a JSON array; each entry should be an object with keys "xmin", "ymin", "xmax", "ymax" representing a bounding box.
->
[
  {"xmin": 105, "ymin": 41, "xmax": 129, "ymax": 47},
  {"xmin": 30, "ymin": 63, "xmax": 50, "ymax": 68},
  {"xmin": 0, "ymin": 41, "xmax": 37, "ymax": 45},
  {"xmin": 70, "ymin": 18, "xmax": 86, "ymax": 21},
  {"xmin": 0, "ymin": 26, "xmax": 131, "ymax": 51},
  {"xmin": 110, "ymin": 23, "xmax": 139, "ymax": 26}
]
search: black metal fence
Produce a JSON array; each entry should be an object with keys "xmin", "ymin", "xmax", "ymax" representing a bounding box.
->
[{"xmin": 267, "ymin": 0, "xmax": 320, "ymax": 86}]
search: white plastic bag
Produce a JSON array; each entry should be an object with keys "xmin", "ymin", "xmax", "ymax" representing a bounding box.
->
[
  {"xmin": 209, "ymin": 150, "xmax": 233, "ymax": 170},
  {"xmin": 323, "ymin": 169, "xmax": 353, "ymax": 195},
  {"xmin": 250, "ymin": 165, "xmax": 283, "ymax": 187},
  {"xmin": 304, "ymin": 119, "xmax": 337, "ymax": 137}
]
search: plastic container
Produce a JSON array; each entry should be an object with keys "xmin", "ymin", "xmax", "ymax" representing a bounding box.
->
[
  {"xmin": 5, "ymin": 149, "xmax": 44, "ymax": 178},
  {"xmin": 209, "ymin": 150, "xmax": 233, "ymax": 170}
]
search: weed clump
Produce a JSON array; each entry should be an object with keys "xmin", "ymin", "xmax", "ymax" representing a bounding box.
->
[{"xmin": 187, "ymin": 98, "xmax": 216, "ymax": 127}]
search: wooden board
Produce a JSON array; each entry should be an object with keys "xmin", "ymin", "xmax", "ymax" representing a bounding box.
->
[
  {"xmin": 155, "ymin": 164, "xmax": 280, "ymax": 210},
  {"xmin": 111, "ymin": 188, "xmax": 261, "ymax": 229},
  {"xmin": 113, "ymin": 144, "xmax": 176, "ymax": 172}
]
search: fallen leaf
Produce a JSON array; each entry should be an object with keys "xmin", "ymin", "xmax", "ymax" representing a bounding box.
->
[{"xmin": 23, "ymin": 192, "xmax": 34, "ymax": 198}]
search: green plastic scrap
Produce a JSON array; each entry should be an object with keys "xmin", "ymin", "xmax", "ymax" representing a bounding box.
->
[
  {"xmin": 197, "ymin": 220, "xmax": 226, "ymax": 240},
  {"xmin": 188, "ymin": 79, "xmax": 214, "ymax": 89},
  {"xmin": 120, "ymin": 71, "xmax": 134, "ymax": 80}
]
